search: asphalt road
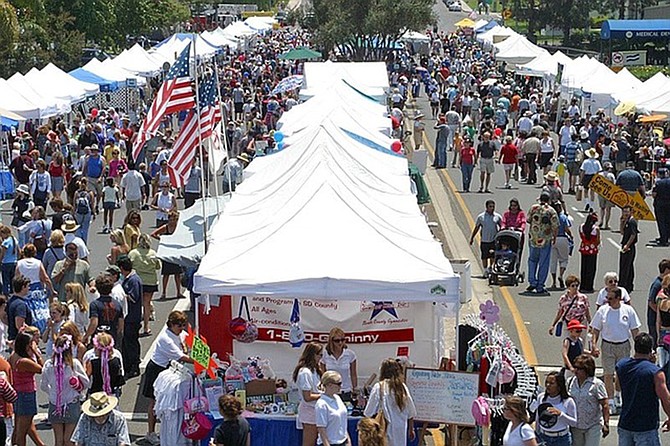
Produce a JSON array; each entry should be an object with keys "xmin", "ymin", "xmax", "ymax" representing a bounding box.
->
[
  {"xmin": 429, "ymin": 2, "xmax": 668, "ymax": 443},
  {"xmin": 1, "ymin": 191, "xmax": 193, "ymax": 445}
]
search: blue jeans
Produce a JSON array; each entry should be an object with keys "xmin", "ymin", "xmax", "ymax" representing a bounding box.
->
[
  {"xmin": 75, "ymin": 212, "xmax": 91, "ymax": 244},
  {"xmin": 537, "ymin": 431, "xmax": 571, "ymax": 446},
  {"xmin": 1, "ymin": 263, "xmax": 15, "ymax": 295},
  {"xmin": 461, "ymin": 164, "xmax": 474, "ymax": 191},
  {"xmin": 617, "ymin": 427, "xmax": 660, "ymax": 446},
  {"xmin": 528, "ymin": 244, "xmax": 552, "ymax": 290}
]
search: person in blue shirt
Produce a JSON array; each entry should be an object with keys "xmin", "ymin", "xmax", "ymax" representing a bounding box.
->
[
  {"xmin": 6, "ymin": 275, "xmax": 32, "ymax": 341},
  {"xmin": 0, "ymin": 225, "xmax": 19, "ymax": 295}
]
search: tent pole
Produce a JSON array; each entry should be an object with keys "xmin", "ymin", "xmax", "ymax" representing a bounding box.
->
[{"xmin": 211, "ymin": 57, "xmax": 226, "ymax": 212}]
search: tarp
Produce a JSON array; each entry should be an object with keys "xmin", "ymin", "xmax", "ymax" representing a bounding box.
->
[
  {"xmin": 6, "ymin": 73, "xmax": 71, "ymax": 117},
  {"xmin": 300, "ymin": 61, "xmax": 389, "ymax": 101},
  {"xmin": 24, "ymin": 63, "xmax": 99, "ymax": 104},
  {"xmin": 68, "ymin": 68, "xmax": 119, "ymax": 91},
  {"xmin": 83, "ymin": 58, "xmax": 147, "ymax": 87},
  {"xmin": 0, "ymin": 107, "xmax": 25, "ymax": 128},
  {"xmin": 494, "ymin": 34, "xmax": 548, "ymax": 66},
  {"xmin": 194, "ymin": 119, "xmax": 460, "ymax": 301},
  {"xmin": 109, "ymin": 44, "xmax": 163, "ymax": 77},
  {"xmin": 476, "ymin": 20, "xmax": 499, "ymax": 33},
  {"xmin": 156, "ymin": 196, "xmax": 229, "ymax": 268}
]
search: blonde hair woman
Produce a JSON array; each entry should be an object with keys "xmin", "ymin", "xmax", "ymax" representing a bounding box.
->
[
  {"xmin": 357, "ymin": 418, "xmax": 387, "ymax": 446},
  {"xmin": 107, "ymin": 229, "xmax": 129, "ymax": 265},
  {"xmin": 41, "ymin": 229, "xmax": 65, "ymax": 277},
  {"xmin": 363, "ymin": 359, "xmax": 416, "ymax": 446},
  {"xmin": 128, "ymin": 234, "xmax": 161, "ymax": 336},
  {"xmin": 320, "ymin": 327, "xmax": 357, "ymax": 402},
  {"xmin": 65, "ymin": 283, "xmax": 89, "ymax": 337},
  {"xmin": 315, "ymin": 371, "xmax": 349, "ymax": 446}
]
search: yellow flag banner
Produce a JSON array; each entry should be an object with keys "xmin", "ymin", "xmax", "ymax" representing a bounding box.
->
[{"xmin": 588, "ymin": 174, "xmax": 655, "ymax": 221}]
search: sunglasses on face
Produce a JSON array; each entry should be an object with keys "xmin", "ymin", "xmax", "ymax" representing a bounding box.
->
[
  {"xmin": 608, "ymin": 279, "xmax": 618, "ymax": 284},
  {"xmin": 331, "ymin": 381, "xmax": 342, "ymax": 386},
  {"xmin": 332, "ymin": 338, "xmax": 345, "ymax": 343},
  {"xmin": 569, "ymin": 283, "xmax": 579, "ymax": 288}
]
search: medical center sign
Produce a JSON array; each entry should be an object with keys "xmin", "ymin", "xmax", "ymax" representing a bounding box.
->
[
  {"xmin": 246, "ymin": 296, "xmax": 415, "ymax": 344},
  {"xmin": 625, "ymin": 30, "xmax": 670, "ymax": 38}
]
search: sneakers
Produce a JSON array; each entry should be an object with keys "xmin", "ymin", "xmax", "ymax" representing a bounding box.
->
[{"xmin": 145, "ymin": 432, "xmax": 160, "ymax": 445}]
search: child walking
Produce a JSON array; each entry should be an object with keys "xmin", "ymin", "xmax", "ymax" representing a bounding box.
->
[
  {"xmin": 101, "ymin": 178, "xmax": 119, "ymax": 234},
  {"xmin": 561, "ymin": 319, "xmax": 590, "ymax": 379}
]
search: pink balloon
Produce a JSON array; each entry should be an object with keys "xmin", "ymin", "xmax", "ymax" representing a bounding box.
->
[
  {"xmin": 391, "ymin": 140, "xmax": 402, "ymax": 153},
  {"xmin": 91, "ymin": 108, "xmax": 98, "ymax": 118}
]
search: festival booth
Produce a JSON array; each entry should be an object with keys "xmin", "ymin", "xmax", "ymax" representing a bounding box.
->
[
  {"xmin": 108, "ymin": 44, "xmax": 163, "ymax": 77},
  {"xmin": 400, "ymin": 31, "xmax": 431, "ymax": 54},
  {"xmin": 24, "ymin": 63, "xmax": 99, "ymax": 105},
  {"xmin": 476, "ymin": 25, "xmax": 517, "ymax": 48},
  {"xmin": 201, "ymin": 27, "xmax": 241, "ymax": 50},
  {"xmin": 244, "ymin": 16, "xmax": 277, "ymax": 33},
  {"xmin": 580, "ymin": 65, "xmax": 642, "ymax": 116},
  {"xmin": 151, "ymin": 34, "xmax": 221, "ymax": 62},
  {"xmin": 68, "ymin": 68, "xmax": 119, "ymax": 92},
  {"xmin": 188, "ymin": 112, "xmax": 462, "ymax": 444},
  {"xmin": 300, "ymin": 61, "xmax": 390, "ymax": 102},
  {"xmin": 6, "ymin": 72, "xmax": 72, "ymax": 118},
  {"xmin": 0, "ymin": 79, "xmax": 45, "ymax": 120},
  {"xmin": 493, "ymin": 34, "xmax": 548, "ymax": 68},
  {"xmin": 516, "ymin": 50, "xmax": 572, "ymax": 79}
]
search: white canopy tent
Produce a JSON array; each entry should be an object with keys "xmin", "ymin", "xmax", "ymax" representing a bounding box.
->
[
  {"xmin": 150, "ymin": 34, "xmax": 220, "ymax": 62},
  {"xmin": 221, "ymin": 21, "xmax": 257, "ymax": 39},
  {"xmin": 83, "ymin": 58, "xmax": 146, "ymax": 87},
  {"xmin": 401, "ymin": 30, "xmax": 431, "ymax": 43},
  {"xmin": 476, "ymin": 25, "xmax": 518, "ymax": 46},
  {"xmin": 300, "ymin": 61, "xmax": 389, "ymax": 101},
  {"xmin": 516, "ymin": 50, "xmax": 573, "ymax": 78},
  {"xmin": 24, "ymin": 63, "xmax": 99, "ymax": 105},
  {"xmin": 244, "ymin": 16, "xmax": 276, "ymax": 32},
  {"xmin": 494, "ymin": 34, "xmax": 548, "ymax": 66},
  {"xmin": 194, "ymin": 119, "xmax": 459, "ymax": 300},
  {"xmin": 109, "ymin": 44, "xmax": 163, "ymax": 77},
  {"xmin": 201, "ymin": 27, "xmax": 240, "ymax": 49},
  {"xmin": 0, "ymin": 79, "xmax": 43, "ymax": 119},
  {"xmin": 6, "ymin": 73, "xmax": 71, "ymax": 117}
]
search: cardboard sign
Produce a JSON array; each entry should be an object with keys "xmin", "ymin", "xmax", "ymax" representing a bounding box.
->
[
  {"xmin": 190, "ymin": 336, "xmax": 211, "ymax": 368},
  {"xmin": 588, "ymin": 174, "xmax": 655, "ymax": 221}
]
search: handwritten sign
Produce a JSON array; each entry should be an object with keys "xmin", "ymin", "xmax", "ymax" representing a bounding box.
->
[
  {"xmin": 405, "ymin": 368, "xmax": 479, "ymax": 426},
  {"xmin": 190, "ymin": 335, "xmax": 211, "ymax": 368},
  {"xmin": 588, "ymin": 174, "xmax": 655, "ymax": 221}
]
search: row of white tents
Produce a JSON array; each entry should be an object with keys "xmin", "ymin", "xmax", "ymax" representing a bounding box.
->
[
  {"xmin": 473, "ymin": 20, "xmax": 670, "ymax": 115},
  {"xmin": 0, "ymin": 17, "xmax": 276, "ymax": 121}
]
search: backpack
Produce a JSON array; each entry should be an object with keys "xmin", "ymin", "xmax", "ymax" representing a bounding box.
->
[
  {"xmin": 32, "ymin": 222, "xmax": 47, "ymax": 253},
  {"xmin": 76, "ymin": 191, "xmax": 90, "ymax": 215}
]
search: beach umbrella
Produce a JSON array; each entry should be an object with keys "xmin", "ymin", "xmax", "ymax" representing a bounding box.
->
[
  {"xmin": 277, "ymin": 47, "xmax": 322, "ymax": 60},
  {"xmin": 271, "ymin": 75, "xmax": 304, "ymax": 95},
  {"xmin": 614, "ymin": 100, "xmax": 636, "ymax": 116}
]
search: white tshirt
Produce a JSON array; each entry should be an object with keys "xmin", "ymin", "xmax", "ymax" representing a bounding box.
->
[
  {"xmin": 320, "ymin": 349, "xmax": 357, "ymax": 392},
  {"xmin": 596, "ymin": 287, "xmax": 631, "ymax": 306},
  {"xmin": 297, "ymin": 367, "xmax": 320, "ymax": 407},
  {"xmin": 16, "ymin": 258, "xmax": 42, "ymax": 284},
  {"xmin": 315, "ymin": 394, "xmax": 348, "ymax": 445},
  {"xmin": 64, "ymin": 233, "xmax": 90, "ymax": 259},
  {"xmin": 590, "ymin": 304, "xmax": 641, "ymax": 343},
  {"xmin": 111, "ymin": 282, "xmax": 128, "ymax": 318},
  {"xmin": 120, "ymin": 170, "xmax": 145, "ymax": 201},
  {"xmin": 150, "ymin": 328, "xmax": 187, "ymax": 367},
  {"xmin": 502, "ymin": 422, "xmax": 535, "ymax": 446}
]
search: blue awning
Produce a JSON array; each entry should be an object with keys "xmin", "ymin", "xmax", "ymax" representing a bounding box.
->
[
  {"xmin": 601, "ymin": 19, "xmax": 670, "ymax": 39},
  {"xmin": 69, "ymin": 68, "xmax": 119, "ymax": 92}
]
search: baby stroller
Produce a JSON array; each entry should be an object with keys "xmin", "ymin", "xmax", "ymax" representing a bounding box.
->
[{"xmin": 489, "ymin": 229, "xmax": 524, "ymax": 286}]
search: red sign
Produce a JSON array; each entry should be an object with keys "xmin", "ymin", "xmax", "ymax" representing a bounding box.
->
[
  {"xmin": 256, "ymin": 328, "xmax": 414, "ymax": 344},
  {"xmin": 397, "ymin": 346, "xmax": 409, "ymax": 357}
]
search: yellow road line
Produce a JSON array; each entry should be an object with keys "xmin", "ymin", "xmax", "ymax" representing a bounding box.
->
[{"xmin": 422, "ymin": 133, "xmax": 538, "ymax": 366}]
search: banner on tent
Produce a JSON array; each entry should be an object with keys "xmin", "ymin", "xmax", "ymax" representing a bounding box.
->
[{"xmin": 245, "ymin": 297, "xmax": 417, "ymax": 343}]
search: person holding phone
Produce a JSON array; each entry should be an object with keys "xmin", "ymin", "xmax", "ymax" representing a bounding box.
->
[{"xmin": 51, "ymin": 243, "xmax": 91, "ymax": 302}]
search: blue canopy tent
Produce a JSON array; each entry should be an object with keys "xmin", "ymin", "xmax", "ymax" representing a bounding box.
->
[
  {"xmin": 68, "ymin": 68, "xmax": 119, "ymax": 92},
  {"xmin": 601, "ymin": 19, "xmax": 670, "ymax": 40}
]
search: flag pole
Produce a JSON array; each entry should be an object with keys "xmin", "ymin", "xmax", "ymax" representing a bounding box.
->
[
  {"xmin": 192, "ymin": 36, "xmax": 209, "ymax": 337},
  {"xmin": 211, "ymin": 58, "xmax": 225, "ymax": 214}
]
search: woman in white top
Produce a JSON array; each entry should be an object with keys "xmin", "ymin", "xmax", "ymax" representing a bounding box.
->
[
  {"xmin": 150, "ymin": 182, "xmax": 177, "ymax": 228},
  {"xmin": 315, "ymin": 371, "xmax": 350, "ymax": 446},
  {"xmin": 319, "ymin": 327, "xmax": 357, "ymax": 402},
  {"xmin": 530, "ymin": 371, "xmax": 577, "ymax": 446},
  {"xmin": 595, "ymin": 271, "xmax": 631, "ymax": 308},
  {"xmin": 539, "ymin": 131, "xmax": 557, "ymax": 176},
  {"xmin": 580, "ymin": 149, "xmax": 602, "ymax": 213},
  {"xmin": 40, "ymin": 335, "xmax": 90, "ymax": 446},
  {"xmin": 502, "ymin": 395, "xmax": 537, "ymax": 446},
  {"xmin": 16, "ymin": 243, "xmax": 55, "ymax": 296},
  {"xmin": 293, "ymin": 342, "xmax": 323, "ymax": 446},
  {"xmin": 363, "ymin": 359, "xmax": 417, "ymax": 446},
  {"xmin": 65, "ymin": 283, "xmax": 89, "ymax": 337}
]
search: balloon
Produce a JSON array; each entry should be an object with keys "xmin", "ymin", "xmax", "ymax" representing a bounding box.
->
[
  {"xmin": 494, "ymin": 127, "xmax": 502, "ymax": 137},
  {"xmin": 277, "ymin": 141, "xmax": 285, "ymax": 150},
  {"xmin": 391, "ymin": 140, "xmax": 402, "ymax": 153},
  {"xmin": 91, "ymin": 108, "xmax": 98, "ymax": 118},
  {"xmin": 274, "ymin": 131, "xmax": 284, "ymax": 142}
]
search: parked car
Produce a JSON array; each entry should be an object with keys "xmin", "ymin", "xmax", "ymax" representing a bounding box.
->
[{"xmin": 448, "ymin": 1, "xmax": 463, "ymax": 12}]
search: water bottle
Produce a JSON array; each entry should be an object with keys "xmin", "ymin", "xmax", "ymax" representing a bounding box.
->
[{"xmin": 587, "ymin": 332, "xmax": 593, "ymax": 351}]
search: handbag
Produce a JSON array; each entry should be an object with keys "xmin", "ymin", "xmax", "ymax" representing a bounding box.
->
[
  {"xmin": 229, "ymin": 296, "xmax": 258, "ymax": 343},
  {"xmin": 555, "ymin": 295, "xmax": 579, "ymax": 337},
  {"xmin": 181, "ymin": 378, "xmax": 213, "ymax": 440},
  {"xmin": 374, "ymin": 381, "xmax": 388, "ymax": 434}
]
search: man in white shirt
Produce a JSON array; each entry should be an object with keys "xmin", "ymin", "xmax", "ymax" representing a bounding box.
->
[
  {"xmin": 120, "ymin": 166, "xmax": 146, "ymax": 212},
  {"xmin": 558, "ymin": 119, "xmax": 576, "ymax": 156},
  {"xmin": 517, "ymin": 111, "xmax": 533, "ymax": 135},
  {"xmin": 106, "ymin": 265, "xmax": 128, "ymax": 318},
  {"xmin": 590, "ymin": 287, "xmax": 641, "ymax": 414},
  {"xmin": 61, "ymin": 219, "xmax": 89, "ymax": 261}
]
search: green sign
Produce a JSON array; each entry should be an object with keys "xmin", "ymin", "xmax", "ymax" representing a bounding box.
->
[{"xmin": 190, "ymin": 336, "xmax": 211, "ymax": 368}]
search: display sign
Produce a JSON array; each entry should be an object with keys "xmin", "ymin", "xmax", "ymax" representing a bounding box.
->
[
  {"xmin": 588, "ymin": 174, "xmax": 655, "ymax": 220},
  {"xmin": 191, "ymin": 335, "xmax": 212, "ymax": 368},
  {"xmin": 126, "ymin": 78, "xmax": 137, "ymax": 88},
  {"xmin": 612, "ymin": 51, "xmax": 646, "ymax": 67},
  {"xmin": 405, "ymin": 368, "xmax": 479, "ymax": 425}
]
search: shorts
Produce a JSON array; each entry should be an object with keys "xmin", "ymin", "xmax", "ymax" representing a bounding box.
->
[
  {"xmin": 479, "ymin": 158, "xmax": 495, "ymax": 174},
  {"xmin": 297, "ymin": 401, "xmax": 316, "ymax": 426},
  {"xmin": 142, "ymin": 360, "xmax": 167, "ymax": 399},
  {"xmin": 567, "ymin": 161, "xmax": 580, "ymax": 176},
  {"xmin": 15, "ymin": 391, "xmax": 37, "ymax": 416},
  {"xmin": 503, "ymin": 163, "xmax": 515, "ymax": 172},
  {"xmin": 86, "ymin": 177, "xmax": 103, "ymax": 196},
  {"xmin": 582, "ymin": 174, "xmax": 594, "ymax": 188},
  {"xmin": 601, "ymin": 339, "xmax": 630, "ymax": 374},
  {"xmin": 539, "ymin": 152, "xmax": 553, "ymax": 168},
  {"xmin": 126, "ymin": 200, "xmax": 141, "ymax": 211},
  {"xmin": 103, "ymin": 201, "xmax": 116, "ymax": 210},
  {"xmin": 598, "ymin": 194, "xmax": 613, "ymax": 209},
  {"xmin": 48, "ymin": 401, "xmax": 81, "ymax": 424},
  {"xmin": 480, "ymin": 241, "xmax": 495, "ymax": 260},
  {"xmin": 234, "ymin": 102, "xmax": 243, "ymax": 113},
  {"xmin": 142, "ymin": 284, "xmax": 158, "ymax": 294}
]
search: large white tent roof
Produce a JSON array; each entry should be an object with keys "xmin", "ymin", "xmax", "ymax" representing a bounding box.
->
[
  {"xmin": 24, "ymin": 63, "xmax": 98, "ymax": 105},
  {"xmin": 221, "ymin": 21, "xmax": 257, "ymax": 39},
  {"xmin": 494, "ymin": 34, "xmax": 548, "ymax": 66},
  {"xmin": 150, "ymin": 34, "xmax": 220, "ymax": 62},
  {"xmin": 516, "ymin": 50, "xmax": 572, "ymax": 77},
  {"xmin": 201, "ymin": 27, "xmax": 240, "ymax": 49},
  {"xmin": 6, "ymin": 72, "xmax": 71, "ymax": 117},
  {"xmin": 194, "ymin": 118, "xmax": 459, "ymax": 300},
  {"xmin": 83, "ymin": 58, "xmax": 146, "ymax": 87},
  {"xmin": 0, "ymin": 79, "xmax": 42, "ymax": 119},
  {"xmin": 109, "ymin": 44, "xmax": 163, "ymax": 77},
  {"xmin": 581, "ymin": 64, "xmax": 642, "ymax": 95},
  {"xmin": 476, "ymin": 25, "xmax": 517, "ymax": 45},
  {"xmin": 300, "ymin": 61, "xmax": 389, "ymax": 101},
  {"xmin": 244, "ymin": 16, "xmax": 276, "ymax": 31}
]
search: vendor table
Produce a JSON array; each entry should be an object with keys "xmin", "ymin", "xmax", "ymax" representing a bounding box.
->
[{"xmin": 202, "ymin": 412, "xmax": 421, "ymax": 446}]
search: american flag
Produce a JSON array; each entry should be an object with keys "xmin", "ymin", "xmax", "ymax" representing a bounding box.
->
[
  {"xmin": 168, "ymin": 74, "xmax": 223, "ymax": 187},
  {"xmin": 133, "ymin": 43, "xmax": 195, "ymax": 161}
]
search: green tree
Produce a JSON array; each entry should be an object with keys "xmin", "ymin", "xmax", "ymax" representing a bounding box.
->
[
  {"xmin": 312, "ymin": 0, "xmax": 434, "ymax": 61},
  {"xmin": 0, "ymin": 0, "xmax": 19, "ymax": 60}
]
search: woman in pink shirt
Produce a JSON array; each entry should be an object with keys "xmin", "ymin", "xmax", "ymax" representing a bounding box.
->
[
  {"xmin": 502, "ymin": 198, "xmax": 526, "ymax": 232},
  {"xmin": 9, "ymin": 331, "xmax": 44, "ymax": 446},
  {"xmin": 107, "ymin": 149, "xmax": 127, "ymax": 184}
]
